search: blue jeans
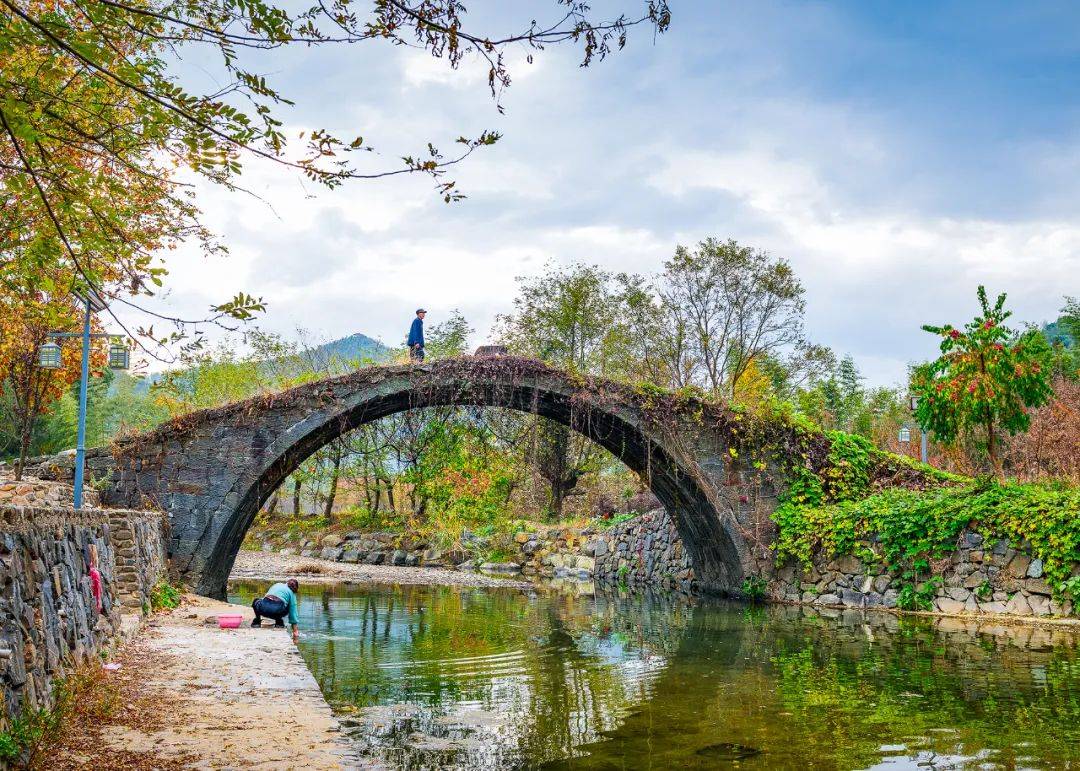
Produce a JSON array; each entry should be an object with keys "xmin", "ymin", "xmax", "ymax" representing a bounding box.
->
[{"xmin": 252, "ymin": 596, "xmax": 288, "ymax": 625}]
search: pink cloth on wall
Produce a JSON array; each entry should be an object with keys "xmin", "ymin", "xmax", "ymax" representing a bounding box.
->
[{"xmin": 89, "ymin": 566, "xmax": 103, "ymax": 612}]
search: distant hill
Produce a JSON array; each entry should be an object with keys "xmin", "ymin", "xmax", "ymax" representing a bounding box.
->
[
  {"xmin": 306, "ymin": 333, "xmax": 392, "ymax": 369},
  {"xmin": 119, "ymin": 332, "xmax": 393, "ymax": 395}
]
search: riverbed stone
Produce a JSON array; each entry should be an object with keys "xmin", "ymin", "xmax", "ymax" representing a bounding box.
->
[
  {"xmin": 321, "ymin": 534, "xmax": 343, "ymax": 548},
  {"xmin": 365, "ymin": 551, "xmax": 385, "ymax": 565}
]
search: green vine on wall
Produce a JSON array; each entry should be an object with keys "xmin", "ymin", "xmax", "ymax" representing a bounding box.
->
[{"xmin": 773, "ymin": 473, "xmax": 1080, "ymax": 603}]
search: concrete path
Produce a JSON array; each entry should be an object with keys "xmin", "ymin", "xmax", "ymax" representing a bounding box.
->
[{"xmin": 67, "ymin": 595, "xmax": 370, "ymax": 769}]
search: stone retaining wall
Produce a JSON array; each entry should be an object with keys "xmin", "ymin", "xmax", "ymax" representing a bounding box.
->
[
  {"xmin": 258, "ymin": 507, "xmax": 695, "ymax": 591},
  {"xmin": 592, "ymin": 510, "xmax": 695, "ymax": 592},
  {"xmin": 0, "ymin": 505, "xmax": 168, "ymax": 735},
  {"xmin": 766, "ymin": 530, "xmax": 1077, "ymax": 619}
]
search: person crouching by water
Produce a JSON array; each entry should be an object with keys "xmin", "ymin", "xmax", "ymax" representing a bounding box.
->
[
  {"xmin": 251, "ymin": 579, "xmax": 300, "ymax": 642},
  {"xmin": 408, "ymin": 308, "xmax": 426, "ymax": 362}
]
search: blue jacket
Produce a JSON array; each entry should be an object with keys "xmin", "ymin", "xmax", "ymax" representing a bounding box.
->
[{"xmin": 408, "ymin": 317, "xmax": 424, "ymax": 348}]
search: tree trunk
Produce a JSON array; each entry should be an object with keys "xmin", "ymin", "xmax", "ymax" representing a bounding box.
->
[
  {"xmin": 292, "ymin": 477, "xmax": 302, "ymax": 516},
  {"xmin": 265, "ymin": 491, "xmax": 280, "ymax": 517},
  {"xmin": 323, "ymin": 446, "xmax": 342, "ymax": 524},
  {"xmin": 383, "ymin": 478, "xmax": 395, "ymax": 512}
]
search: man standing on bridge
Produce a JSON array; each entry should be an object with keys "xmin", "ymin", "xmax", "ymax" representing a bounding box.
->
[
  {"xmin": 408, "ymin": 308, "xmax": 426, "ymax": 362},
  {"xmin": 251, "ymin": 578, "xmax": 300, "ymax": 642}
]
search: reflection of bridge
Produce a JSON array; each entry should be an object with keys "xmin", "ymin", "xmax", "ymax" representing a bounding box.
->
[{"xmin": 92, "ymin": 357, "xmax": 903, "ymax": 597}]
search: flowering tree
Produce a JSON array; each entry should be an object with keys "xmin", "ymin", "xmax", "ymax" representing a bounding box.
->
[{"xmin": 911, "ymin": 286, "xmax": 1053, "ymax": 476}]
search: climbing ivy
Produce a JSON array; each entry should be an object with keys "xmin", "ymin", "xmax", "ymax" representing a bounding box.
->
[{"xmin": 773, "ymin": 478, "xmax": 1080, "ymax": 601}]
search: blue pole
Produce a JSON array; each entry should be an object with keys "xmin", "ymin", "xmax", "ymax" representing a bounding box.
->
[
  {"xmin": 920, "ymin": 429, "xmax": 929, "ymax": 465},
  {"xmin": 73, "ymin": 293, "xmax": 91, "ymax": 510}
]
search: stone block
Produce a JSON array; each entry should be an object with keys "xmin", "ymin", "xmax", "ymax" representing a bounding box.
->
[
  {"xmin": 364, "ymin": 552, "xmax": 385, "ymax": 565},
  {"xmin": 1023, "ymin": 578, "xmax": 1053, "ymax": 596},
  {"xmin": 839, "ymin": 589, "xmax": 865, "ymax": 607},
  {"xmin": 946, "ymin": 587, "xmax": 971, "ymax": 602},
  {"xmin": 1028, "ymin": 594, "xmax": 1052, "ymax": 616},
  {"xmin": 582, "ymin": 539, "xmax": 608, "ymax": 558},
  {"xmin": 391, "ymin": 550, "xmax": 408, "ymax": 566},
  {"xmin": 1006, "ymin": 554, "xmax": 1031, "ymax": 578},
  {"xmin": 1026, "ymin": 558, "xmax": 1044, "ymax": 579},
  {"xmin": 1005, "ymin": 593, "xmax": 1031, "ymax": 615},
  {"xmin": 320, "ymin": 547, "xmax": 343, "ymax": 562},
  {"xmin": 935, "ymin": 597, "xmax": 966, "ymax": 615},
  {"xmin": 963, "ymin": 571, "xmax": 988, "ymax": 590},
  {"xmin": 321, "ymin": 535, "xmax": 343, "ymax": 548}
]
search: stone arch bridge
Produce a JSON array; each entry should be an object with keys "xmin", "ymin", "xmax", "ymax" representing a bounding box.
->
[{"xmin": 91, "ymin": 357, "xmax": 817, "ymax": 597}]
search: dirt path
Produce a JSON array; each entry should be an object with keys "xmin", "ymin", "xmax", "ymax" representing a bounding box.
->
[
  {"xmin": 230, "ymin": 549, "xmax": 532, "ymax": 589},
  {"xmin": 55, "ymin": 596, "xmax": 371, "ymax": 770}
]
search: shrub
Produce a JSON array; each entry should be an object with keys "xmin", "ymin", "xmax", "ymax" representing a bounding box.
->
[
  {"xmin": 149, "ymin": 581, "xmax": 182, "ymax": 611},
  {"xmin": 741, "ymin": 575, "xmax": 768, "ymax": 602}
]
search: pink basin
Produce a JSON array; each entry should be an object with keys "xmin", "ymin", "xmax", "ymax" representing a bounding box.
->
[{"xmin": 217, "ymin": 614, "xmax": 244, "ymax": 629}]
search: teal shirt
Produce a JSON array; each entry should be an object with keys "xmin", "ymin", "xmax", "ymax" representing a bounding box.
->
[{"xmin": 265, "ymin": 583, "xmax": 299, "ymax": 626}]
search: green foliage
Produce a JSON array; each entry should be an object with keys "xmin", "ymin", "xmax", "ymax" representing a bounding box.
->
[
  {"xmin": 0, "ymin": 705, "xmax": 57, "ymax": 765},
  {"xmin": 741, "ymin": 575, "xmax": 768, "ymax": 602},
  {"xmin": 404, "ymin": 421, "xmax": 516, "ymax": 543},
  {"xmin": 912, "ymin": 286, "xmax": 1054, "ymax": 472},
  {"xmin": 773, "ymin": 480, "xmax": 1080, "ymax": 602},
  {"xmin": 896, "ymin": 578, "xmax": 940, "ymax": 611},
  {"xmin": 598, "ymin": 511, "xmax": 637, "ymax": 529},
  {"xmin": 150, "ymin": 581, "xmax": 182, "ymax": 612}
]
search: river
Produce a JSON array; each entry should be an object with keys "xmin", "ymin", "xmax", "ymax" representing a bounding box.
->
[{"xmin": 227, "ymin": 580, "xmax": 1080, "ymax": 769}]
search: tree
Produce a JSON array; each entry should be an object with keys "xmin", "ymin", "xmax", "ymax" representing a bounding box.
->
[
  {"xmin": 1, "ymin": 0, "xmax": 668, "ymax": 350},
  {"xmin": 654, "ymin": 238, "xmax": 809, "ymax": 398},
  {"xmin": 912, "ymin": 286, "xmax": 1053, "ymax": 476},
  {"xmin": 0, "ymin": 284, "xmax": 108, "ymax": 477},
  {"xmin": 496, "ymin": 263, "xmax": 628, "ymax": 518},
  {"xmin": 424, "ymin": 310, "xmax": 473, "ymax": 360}
]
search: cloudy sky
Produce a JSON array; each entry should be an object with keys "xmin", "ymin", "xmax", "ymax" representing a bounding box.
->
[{"xmin": 127, "ymin": 1, "xmax": 1080, "ymax": 385}]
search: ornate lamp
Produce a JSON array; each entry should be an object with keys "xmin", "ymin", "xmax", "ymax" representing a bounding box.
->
[
  {"xmin": 898, "ymin": 427, "xmax": 911, "ymax": 443},
  {"xmin": 38, "ymin": 340, "xmax": 62, "ymax": 369}
]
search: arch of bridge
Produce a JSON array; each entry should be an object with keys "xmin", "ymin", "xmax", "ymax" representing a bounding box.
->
[{"xmin": 101, "ymin": 358, "xmax": 766, "ymax": 597}]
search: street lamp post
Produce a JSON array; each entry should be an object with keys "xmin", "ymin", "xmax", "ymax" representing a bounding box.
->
[
  {"xmin": 37, "ymin": 289, "xmax": 128, "ymax": 509},
  {"xmin": 908, "ymin": 394, "xmax": 928, "ymax": 464}
]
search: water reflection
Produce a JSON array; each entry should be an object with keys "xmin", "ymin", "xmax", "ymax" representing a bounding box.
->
[{"xmin": 228, "ymin": 581, "xmax": 1080, "ymax": 769}]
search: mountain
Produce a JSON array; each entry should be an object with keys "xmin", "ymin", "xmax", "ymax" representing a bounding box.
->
[
  {"xmin": 306, "ymin": 333, "xmax": 392, "ymax": 368},
  {"xmin": 120, "ymin": 332, "xmax": 393, "ymax": 395}
]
